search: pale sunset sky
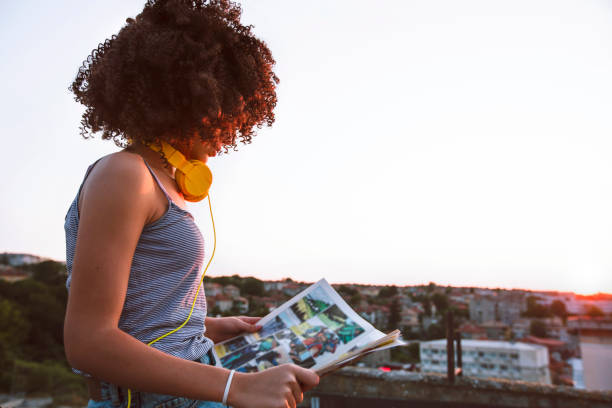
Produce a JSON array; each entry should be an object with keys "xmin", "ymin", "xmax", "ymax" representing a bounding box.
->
[{"xmin": 1, "ymin": 0, "xmax": 611, "ymax": 294}]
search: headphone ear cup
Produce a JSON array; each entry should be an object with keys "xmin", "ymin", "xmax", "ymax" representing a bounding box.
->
[{"xmin": 175, "ymin": 160, "xmax": 213, "ymax": 202}]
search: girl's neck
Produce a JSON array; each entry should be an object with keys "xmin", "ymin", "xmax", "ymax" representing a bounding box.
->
[{"xmin": 126, "ymin": 142, "xmax": 176, "ymax": 179}]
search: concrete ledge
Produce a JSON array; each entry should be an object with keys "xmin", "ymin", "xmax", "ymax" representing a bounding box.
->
[{"xmin": 307, "ymin": 367, "xmax": 612, "ymax": 408}]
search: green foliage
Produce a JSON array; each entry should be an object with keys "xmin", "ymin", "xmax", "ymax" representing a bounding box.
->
[
  {"xmin": 425, "ymin": 323, "xmax": 445, "ymax": 340},
  {"xmin": 529, "ymin": 319, "xmax": 547, "ymax": 338},
  {"xmin": 387, "ymin": 298, "xmax": 401, "ymax": 332},
  {"xmin": 406, "ymin": 342, "xmax": 420, "ymax": 362},
  {"xmin": 550, "ymin": 300, "xmax": 567, "ymax": 320},
  {"xmin": 337, "ymin": 285, "xmax": 358, "ymax": 297},
  {"xmin": 422, "ymin": 297, "xmax": 432, "ymax": 316},
  {"xmin": 241, "ymin": 277, "xmax": 264, "ymax": 296},
  {"xmin": 24, "ymin": 260, "xmax": 67, "ymax": 286},
  {"xmin": 523, "ymin": 296, "xmax": 551, "ymax": 318},
  {"xmin": 0, "ymin": 260, "xmax": 72, "ymax": 392},
  {"xmin": 11, "ymin": 359, "xmax": 87, "ymax": 401},
  {"xmin": 431, "ymin": 293, "xmax": 449, "ymax": 315},
  {"xmin": 586, "ymin": 305, "xmax": 604, "ymax": 318},
  {"xmin": 205, "ymin": 275, "xmax": 265, "ymax": 297},
  {"xmin": 378, "ymin": 285, "xmax": 398, "ymax": 298},
  {"xmin": 390, "ymin": 342, "xmax": 420, "ymax": 364},
  {"xmin": 247, "ymin": 297, "xmax": 269, "ymax": 317},
  {"xmin": 349, "ymin": 292, "xmax": 362, "ymax": 305}
]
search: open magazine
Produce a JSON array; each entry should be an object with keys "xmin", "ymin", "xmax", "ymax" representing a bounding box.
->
[{"xmin": 212, "ymin": 279, "xmax": 405, "ymax": 376}]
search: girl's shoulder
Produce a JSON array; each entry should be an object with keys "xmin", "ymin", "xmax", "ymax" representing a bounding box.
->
[{"xmin": 79, "ymin": 151, "xmax": 159, "ymax": 215}]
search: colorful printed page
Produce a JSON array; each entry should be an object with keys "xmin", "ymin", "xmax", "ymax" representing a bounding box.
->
[{"xmin": 212, "ymin": 279, "xmax": 404, "ymax": 374}]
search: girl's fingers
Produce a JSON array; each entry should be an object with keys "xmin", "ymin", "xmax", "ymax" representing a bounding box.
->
[{"xmin": 239, "ymin": 316, "xmax": 262, "ymax": 324}]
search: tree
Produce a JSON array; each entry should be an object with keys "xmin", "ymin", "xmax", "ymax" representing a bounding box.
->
[
  {"xmin": 379, "ymin": 285, "xmax": 398, "ymax": 298},
  {"xmin": 550, "ymin": 300, "xmax": 567, "ymax": 321},
  {"xmin": 586, "ymin": 305, "xmax": 604, "ymax": 318},
  {"xmin": 530, "ymin": 319, "xmax": 547, "ymax": 338},
  {"xmin": 523, "ymin": 296, "xmax": 551, "ymax": 318},
  {"xmin": 388, "ymin": 298, "xmax": 401, "ymax": 331},
  {"xmin": 242, "ymin": 277, "xmax": 264, "ymax": 296},
  {"xmin": 431, "ymin": 293, "xmax": 449, "ymax": 315},
  {"xmin": 422, "ymin": 297, "xmax": 432, "ymax": 316},
  {"xmin": 406, "ymin": 342, "xmax": 420, "ymax": 362}
]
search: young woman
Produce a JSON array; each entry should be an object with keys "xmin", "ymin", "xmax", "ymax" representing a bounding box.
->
[{"xmin": 63, "ymin": 1, "xmax": 319, "ymax": 407}]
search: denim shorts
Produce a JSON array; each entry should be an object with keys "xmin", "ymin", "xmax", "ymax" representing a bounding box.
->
[{"xmin": 87, "ymin": 352, "xmax": 229, "ymax": 408}]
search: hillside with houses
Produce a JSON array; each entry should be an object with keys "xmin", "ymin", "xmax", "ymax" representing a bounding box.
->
[{"xmin": 1, "ymin": 252, "xmax": 611, "ymax": 404}]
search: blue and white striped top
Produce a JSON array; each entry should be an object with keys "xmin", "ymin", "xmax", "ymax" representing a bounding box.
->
[{"xmin": 65, "ymin": 157, "xmax": 213, "ymax": 375}]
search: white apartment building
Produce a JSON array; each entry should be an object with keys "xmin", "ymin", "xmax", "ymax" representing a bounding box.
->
[{"xmin": 420, "ymin": 339, "xmax": 551, "ymax": 384}]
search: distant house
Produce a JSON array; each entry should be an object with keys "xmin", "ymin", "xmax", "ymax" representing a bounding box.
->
[
  {"xmin": 206, "ymin": 282, "xmax": 223, "ymax": 297},
  {"xmin": 223, "ymin": 284, "xmax": 240, "ymax": 299},
  {"xmin": 264, "ymin": 281, "xmax": 286, "ymax": 292},
  {"xmin": 360, "ymin": 286, "xmax": 380, "ymax": 297},
  {"xmin": 470, "ymin": 295, "xmax": 525, "ymax": 325},
  {"xmin": 480, "ymin": 320, "xmax": 509, "ymax": 340},
  {"xmin": 357, "ymin": 305, "xmax": 389, "ymax": 329},
  {"xmin": 0, "ymin": 265, "xmax": 29, "ymax": 282},
  {"xmin": 469, "ymin": 296, "xmax": 497, "ymax": 324},
  {"xmin": 213, "ymin": 295, "xmax": 233, "ymax": 312},
  {"xmin": 234, "ymin": 296, "xmax": 249, "ymax": 314},
  {"xmin": 511, "ymin": 319, "xmax": 531, "ymax": 340},
  {"xmin": 567, "ymin": 316, "xmax": 612, "ymax": 391},
  {"xmin": 282, "ymin": 282, "xmax": 303, "ymax": 297},
  {"xmin": 400, "ymin": 307, "xmax": 420, "ymax": 331},
  {"xmin": 1, "ymin": 252, "xmax": 44, "ymax": 267},
  {"xmin": 458, "ymin": 322, "xmax": 487, "ymax": 340}
]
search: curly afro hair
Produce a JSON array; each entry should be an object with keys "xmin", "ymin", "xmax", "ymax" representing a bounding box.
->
[{"xmin": 70, "ymin": 0, "xmax": 278, "ymax": 152}]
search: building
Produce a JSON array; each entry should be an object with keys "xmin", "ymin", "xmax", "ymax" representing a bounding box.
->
[
  {"xmin": 223, "ymin": 284, "xmax": 240, "ymax": 298},
  {"xmin": 234, "ymin": 296, "xmax": 249, "ymax": 314},
  {"xmin": 469, "ymin": 297, "xmax": 496, "ymax": 324},
  {"xmin": 568, "ymin": 317, "xmax": 612, "ymax": 391},
  {"xmin": 212, "ymin": 294, "xmax": 233, "ymax": 312},
  {"xmin": 0, "ymin": 252, "xmax": 44, "ymax": 266},
  {"xmin": 205, "ymin": 282, "xmax": 223, "ymax": 297},
  {"xmin": 480, "ymin": 320, "xmax": 509, "ymax": 340},
  {"xmin": 568, "ymin": 358, "xmax": 585, "ymax": 389},
  {"xmin": 470, "ymin": 295, "xmax": 525, "ymax": 326},
  {"xmin": 420, "ymin": 339, "xmax": 551, "ymax": 384},
  {"xmin": 458, "ymin": 322, "xmax": 486, "ymax": 340},
  {"xmin": 399, "ymin": 307, "xmax": 420, "ymax": 332},
  {"xmin": 0, "ymin": 265, "xmax": 29, "ymax": 282}
]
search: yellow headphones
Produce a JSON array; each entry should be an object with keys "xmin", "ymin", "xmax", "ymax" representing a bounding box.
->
[{"xmin": 148, "ymin": 141, "xmax": 213, "ymax": 202}]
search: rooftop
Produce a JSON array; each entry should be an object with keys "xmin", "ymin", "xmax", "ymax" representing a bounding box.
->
[{"xmin": 422, "ymin": 339, "xmax": 546, "ymax": 351}]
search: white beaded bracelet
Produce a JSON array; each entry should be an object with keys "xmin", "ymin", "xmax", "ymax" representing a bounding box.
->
[{"xmin": 222, "ymin": 369, "xmax": 235, "ymax": 406}]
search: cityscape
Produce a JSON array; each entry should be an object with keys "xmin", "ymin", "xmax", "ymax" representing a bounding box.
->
[{"xmin": 1, "ymin": 252, "xmax": 611, "ymax": 407}]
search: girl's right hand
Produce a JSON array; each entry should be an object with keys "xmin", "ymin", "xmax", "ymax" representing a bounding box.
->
[{"xmin": 228, "ymin": 364, "xmax": 319, "ymax": 408}]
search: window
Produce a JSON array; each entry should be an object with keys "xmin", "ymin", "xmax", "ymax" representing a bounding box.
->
[
  {"xmin": 511, "ymin": 353, "xmax": 518, "ymax": 359},
  {"xmin": 500, "ymin": 365, "xmax": 507, "ymax": 370},
  {"xmin": 478, "ymin": 351, "xmax": 484, "ymax": 357}
]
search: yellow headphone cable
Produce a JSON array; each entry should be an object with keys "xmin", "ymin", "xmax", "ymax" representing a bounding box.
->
[{"xmin": 126, "ymin": 194, "xmax": 217, "ymax": 408}]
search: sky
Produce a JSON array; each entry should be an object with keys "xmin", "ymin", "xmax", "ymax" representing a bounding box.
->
[{"xmin": 1, "ymin": 0, "xmax": 611, "ymax": 294}]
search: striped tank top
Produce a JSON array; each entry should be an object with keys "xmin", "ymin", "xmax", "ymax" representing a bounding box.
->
[{"xmin": 64, "ymin": 156, "xmax": 213, "ymax": 374}]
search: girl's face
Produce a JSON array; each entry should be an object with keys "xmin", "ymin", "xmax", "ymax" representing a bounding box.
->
[
  {"xmin": 187, "ymin": 132, "xmax": 225, "ymax": 163},
  {"xmin": 187, "ymin": 139, "xmax": 223, "ymax": 163}
]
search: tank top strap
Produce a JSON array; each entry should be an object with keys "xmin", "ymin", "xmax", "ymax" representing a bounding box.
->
[
  {"xmin": 141, "ymin": 159, "xmax": 172, "ymax": 203},
  {"xmin": 76, "ymin": 158, "xmax": 103, "ymax": 201}
]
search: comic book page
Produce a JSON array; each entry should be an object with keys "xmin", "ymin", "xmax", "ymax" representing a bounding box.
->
[{"xmin": 211, "ymin": 279, "xmax": 404, "ymax": 374}]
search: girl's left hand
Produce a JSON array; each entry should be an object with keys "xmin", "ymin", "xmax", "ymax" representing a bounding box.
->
[{"xmin": 205, "ymin": 316, "xmax": 262, "ymax": 343}]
